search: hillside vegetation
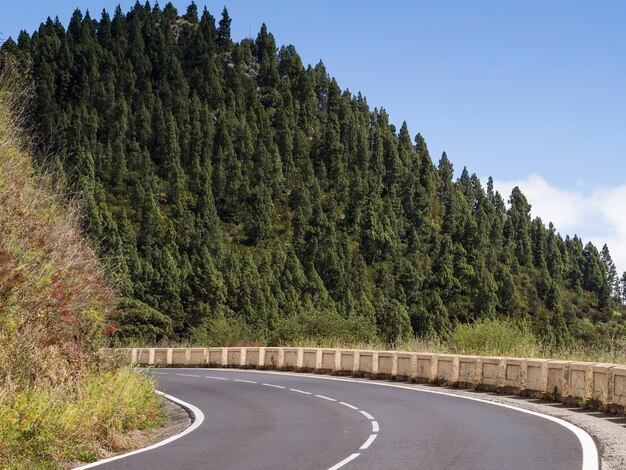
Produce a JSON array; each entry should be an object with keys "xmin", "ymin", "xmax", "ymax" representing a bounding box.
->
[
  {"xmin": 1, "ymin": 2, "xmax": 624, "ymax": 354},
  {"xmin": 0, "ymin": 63, "xmax": 162, "ymax": 469}
]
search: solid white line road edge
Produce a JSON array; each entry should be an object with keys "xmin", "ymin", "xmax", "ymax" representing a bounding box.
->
[
  {"xmin": 72, "ymin": 391, "xmax": 205, "ymax": 469},
  {"xmin": 327, "ymin": 452, "xmax": 360, "ymax": 470},
  {"xmin": 195, "ymin": 368, "xmax": 599, "ymax": 470}
]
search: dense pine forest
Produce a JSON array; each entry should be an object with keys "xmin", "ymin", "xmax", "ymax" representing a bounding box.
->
[{"xmin": 1, "ymin": 1, "xmax": 624, "ymax": 349}]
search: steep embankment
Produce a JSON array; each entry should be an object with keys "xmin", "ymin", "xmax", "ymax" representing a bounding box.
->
[{"xmin": 0, "ymin": 65, "xmax": 163, "ymax": 469}]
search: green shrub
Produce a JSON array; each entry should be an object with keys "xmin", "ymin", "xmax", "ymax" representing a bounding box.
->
[
  {"xmin": 0, "ymin": 368, "xmax": 164, "ymax": 469},
  {"xmin": 190, "ymin": 311, "xmax": 260, "ymax": 346},
  {"xmin": 448, "ymin": 318, "xmax": 540, "ymax": 357},
  {"xmin": 270, "ymin": 308, "xmax": 378, "ymax": 346}
]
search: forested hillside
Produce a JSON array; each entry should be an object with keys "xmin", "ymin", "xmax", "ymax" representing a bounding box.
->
[{"xmin": 1, "ymin": 1, "xmax": 624, "ymax": 348}]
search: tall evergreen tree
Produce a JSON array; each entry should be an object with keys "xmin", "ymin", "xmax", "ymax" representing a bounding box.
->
[{"xmin": 217, "ymin": 7, "xmax": 231, "ymax": 47}]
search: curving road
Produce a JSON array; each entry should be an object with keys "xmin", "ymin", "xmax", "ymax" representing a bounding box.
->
[{"xmin": 85, "ymin": 368, "xmax": 593, "ymax": 470}]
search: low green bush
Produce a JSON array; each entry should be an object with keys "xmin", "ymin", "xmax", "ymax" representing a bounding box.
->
[
  {"xmin": 442, "ymin": 318, "xmax": 540, "ymax": 357},
  {"xmin": 270, "ymin": 309, "xmax": 378, "ymax": 347},
  {"xmin": 0, "ymin": 368, "xmax": 164, "ymax": 469},
  {"xmin": 190, "ymin": 311, "xmax": 259, "ymax": 346}
]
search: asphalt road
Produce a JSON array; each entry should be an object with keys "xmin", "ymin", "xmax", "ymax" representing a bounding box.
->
[{"xmin": 89, "ymin": 368, "xmax": 590, "ymax": 470}]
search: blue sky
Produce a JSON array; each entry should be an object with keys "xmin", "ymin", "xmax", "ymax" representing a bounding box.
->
[{"xmin": 2, "ymin": 1, "xmax": 626, "ymax": 270}]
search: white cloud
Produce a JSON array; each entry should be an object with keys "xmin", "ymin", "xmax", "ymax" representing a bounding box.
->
[{"xmin": 491, "ymin": 174, "xmax": 626, "ymax": 275}]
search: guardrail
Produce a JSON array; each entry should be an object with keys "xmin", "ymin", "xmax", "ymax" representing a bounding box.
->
[{"xmin": 116, "ymin": 347, "xmax": 626, "ymax": 415}]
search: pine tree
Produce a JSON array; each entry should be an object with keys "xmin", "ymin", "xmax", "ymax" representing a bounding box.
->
[
  {"xmin": 217, "ymin": 7, "xmax": 231, "ymax": 47},
  {"xmin": 246, "ymin": 184, "xmax": 275, "ymax": 244},
  {"xmin": 505, "ymin": 187, "xmax": 532, "ymax": 266},
  {"xmin": 600, "ymin": 244, "xmax": 619, "ymax": 300},
  {"xmin": 546, "ymin": 222, "xmax": 564, "ymax": 279}
]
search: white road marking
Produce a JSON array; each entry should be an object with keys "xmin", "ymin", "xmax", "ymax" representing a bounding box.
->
[
  {"xmin": 212, "ymin": 368, "xmax": 598, "ymax": 470},
  {"xmin": 143, "ymin": 369, "xmax": 382, "ymax": 470},
  {"xmin": 262, "ymin": 383, "xmax": 285, "ymax": 389},
  {"xmin": 315, "ymin": 394, "xmax": 337, "ymax": 402},
  {"xmin": 327, "ymin": 452, "xmax": 361, "ymax": 470},
  {"xmin": 73, "ymin": 391, "xmax": 204, "ymax": 469},
  {"xmin": 360, "ymin": 434, "xmax": 378, "ymax": 450},
  {"xmin": 339, "ymin": 401, "xmax": 358, "ymax": 410}
]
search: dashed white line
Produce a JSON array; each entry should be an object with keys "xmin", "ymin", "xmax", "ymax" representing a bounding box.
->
[
  {"xmin": 327, "ymin": 452, "xmax": 361, "ymax": 470},
  {"xmin": 315, "ymin": 394, "xmax": 337, "ymax": 402},
  {"xmin": 152, "ymin": 370, "xmax": 382, "ymax": 470},
  {"xmin": 339, "ymin": 401, "xmax": 359, "ymax": 410},
  {"xmin": 360, "ymin": 434, "xmax": 378, "ymax": 450},
  {"xmin": 218, "ymin": 368, "xmax": 598, "ymax": 470},
  {"xmin": 262, "ymin": 383, "xmax": 285, "ymax": 389}
]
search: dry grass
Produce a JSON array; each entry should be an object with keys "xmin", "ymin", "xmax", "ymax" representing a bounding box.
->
[
  {"xmin": 284, "ymin": 324, "xmax": 626, "ymax": 364},
  {"xmin": 0, "ymin": 59, "xmax": 163, "ymax": 468},
  {"xmin": 197, "ymin": 318, "xmax": 626, "ymax": 365},
  {"xmin": 0, "ymin": 368, "xmax": 165, "ymax": 469},
  {"xmin": 0, "ymin": 61, "xmax": 114, "ymax": 391}
]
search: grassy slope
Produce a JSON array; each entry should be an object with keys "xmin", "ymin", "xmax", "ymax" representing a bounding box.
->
[
  {"xmin": 283, "ymin": 320, "xmax": 626, "ymax": 364},
  {"xmin": 190, "ymin": 313, "xmax": 625, "ymax": 364},
  {"xmin": 0, "ymin": 66, "xmax": 164, "ymax": 468}
]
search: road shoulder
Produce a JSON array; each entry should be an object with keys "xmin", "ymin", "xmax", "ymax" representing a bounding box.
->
[{"xmin": 68, "ymin": 395, "xmax": 191, "ymax": 468}]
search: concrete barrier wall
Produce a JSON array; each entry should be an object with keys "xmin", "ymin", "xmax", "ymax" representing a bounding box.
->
[
  {"xmin": 302, "ymin": 348, "xmax": 319, "ymax": 370},
  {"xmin": 119, "ymin": 347, "xmax": 625, "ymax": 415},
  {"xmin": 546, "ymin": 360, "xmax": 570, "ymax": 400},
  {"xmin": 321, "ymin": 349, "xmax": 337, "ymax": 372},
  {"xmin": 568, "ymin": 362, "xmax": 592, "ymax": 399},
  {"xmin": 613, "ymin": 366, "xmax": 626, "ymax": 408},
  {"xmin": 504, "ymin": 358, "xmax": 524, "ymax": 390},
  {"xmin": 339, "ymin": 350, "xmax": 356, "ymax": 373},
  {"xmin": 526, "ymin": 359, "xmax": 548, "ymax": 394},
  {"xmin": 458, "ymin": 356, "xmax": 479, "ymax": 385},
  {"xmin": 377, "ymin": 351, "xmax": 395, "ymax": 377}
]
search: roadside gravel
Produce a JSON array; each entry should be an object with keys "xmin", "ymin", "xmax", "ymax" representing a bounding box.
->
[{"xmin": 125, "ymin": 397, "xmax": 191, "ymax": 452}]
